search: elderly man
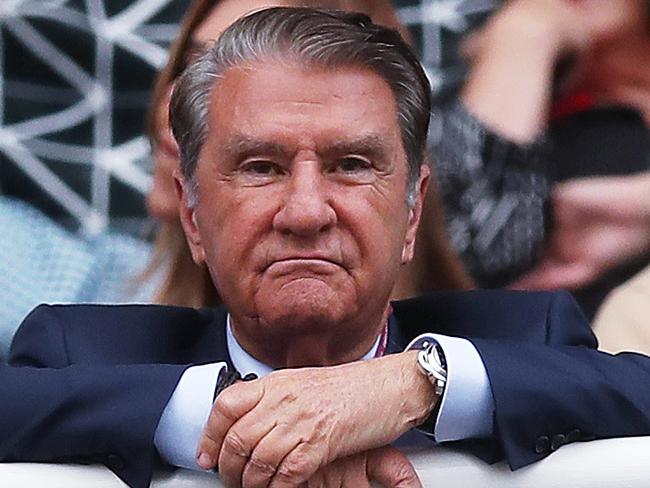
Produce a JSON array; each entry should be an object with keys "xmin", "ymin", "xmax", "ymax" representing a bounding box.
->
[{"xmin": 4, "ymin": 7, "xmax": 650, "ymax": 488}]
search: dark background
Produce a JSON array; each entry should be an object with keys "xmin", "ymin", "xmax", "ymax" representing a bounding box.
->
[{"xmin": 0, "ymin": 0, "xmax": 493, "ymax": 236}]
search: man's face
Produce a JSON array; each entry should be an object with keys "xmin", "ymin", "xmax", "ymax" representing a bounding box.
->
[{"xmin": 179, "ymin": 60, "xmax": 427, "ymax": 348}]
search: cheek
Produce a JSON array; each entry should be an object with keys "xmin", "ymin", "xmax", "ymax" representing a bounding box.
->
[
  {"xmin": 338, "ymin": 192, "xmax": 409, "ymax": 266},
  {"xmin": 198, "ymin": 189, "xmax": 276, "ymax": 264}
]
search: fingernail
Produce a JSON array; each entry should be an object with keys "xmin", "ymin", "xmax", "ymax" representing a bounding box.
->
[{"xmin": 197, "ymin": 452, "xmax": 213, "ymax": 469}]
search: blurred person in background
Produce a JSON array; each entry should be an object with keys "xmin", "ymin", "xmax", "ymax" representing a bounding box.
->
[
  {"xmin": 0, "ymin": 1, "xmax": 191, "ymax": 361},
  {"xmin": 0, "ymin": 195, "xmax": 153, "ymax": 362},
  {"xmin": 582, "ymin": 174, "xmax": 650, "ymax": 353},
  {"xmin": 434, "ymin": 0, "xmax": 650, "ymax": 318}
]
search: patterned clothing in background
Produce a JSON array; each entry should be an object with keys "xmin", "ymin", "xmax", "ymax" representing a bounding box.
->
[
  {"xmin": 0, "ymin": 196, "xmax": 156, "ymax": 362},
  {"xmin": 397, "ymin": 0, "xmax": 553, "ymax": 286},
  {"xmin": 432, "ymin": 102, "xmax": 549, "ymax": 287}
]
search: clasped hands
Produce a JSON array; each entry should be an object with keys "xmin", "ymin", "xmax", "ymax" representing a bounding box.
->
[{"xmin": 196, "ymin": 351, "xmax": 437, "ymax": 488}]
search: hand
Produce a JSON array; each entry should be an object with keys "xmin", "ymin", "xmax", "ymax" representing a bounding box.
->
[
  {"xmin": 197, "ymin": 351, "xmax": 436, "ymax": 488},
  {"xmin": 463, "ymin": 0, "xmax": 629, "ymax": 62},
  {"xmin": 483, "ymin": 0, "xmax": 639, "ymax": 53},
  {"xmin": 511, "ymin": 174, "xmax": 650, "ymax": 290},
  {"xmin": 303, "ymin": 446, "xmax": 421, "ymax": 488},
  {"xmin": 460, "ymin": 0, "xmax": 608, "ymax": 143}
]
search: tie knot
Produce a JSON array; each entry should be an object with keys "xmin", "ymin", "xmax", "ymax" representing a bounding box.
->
[{"xmin": 214, "ymin": 367, "xmax": 258, "ymax": 400}]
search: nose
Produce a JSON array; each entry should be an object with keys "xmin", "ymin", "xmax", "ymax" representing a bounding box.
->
[{"xmin": 273, "ymin": 162, "xmax": 336, "ymax": 237}]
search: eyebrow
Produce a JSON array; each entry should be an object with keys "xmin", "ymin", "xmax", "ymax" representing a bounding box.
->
[
  {"xmin": 222, "ymin": 134, "xmax": 393, "ymax": 160},
  {"xmin": 223, "ymin": 137, "xmax": 287, "ymax": 159},
  {"xmin": 322, "ymin": 135, "xmax": 392, "ymax": 159}
]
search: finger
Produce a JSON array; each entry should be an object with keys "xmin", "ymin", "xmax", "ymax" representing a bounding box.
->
[
  {"xmin": 268, "ymin": 442, "xmax": 321, "ymax": 488},
  {"xmin": 196, "ymin": 380, "xmax": 264, "ymax": 470},
  {"xmin": 241, "ymin": 424, "xmax": 302, "ymax": 488},
  {"xmin": 339, "ymin": 455, "xmax": 372, "ymax": 488},
  {"xmin": 306, "ymin": 467, "xmax": 326, "ymax": 488},
  {"xmin": 509, "ymin": 261, "xmax": 594, "ymax": 290},
  {"xmin": 218, "ymin": 414, "xmax": 278, "ymax": 488},
  {"xmin": 366, "ymin": 447, "xmax": 421, "ymax": 488},
  {"xmin": 306, "ymin": 459, "xmax": 343, "ymax": 488},
  {"xmin": 507, "ymin": 261, "xmax": 558, "ymax": 290}
]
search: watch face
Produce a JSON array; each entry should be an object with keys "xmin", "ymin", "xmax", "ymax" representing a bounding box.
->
[
  {"xmin": 433, "ymin": 344, "xmax": 447, "ymax": 370},
  {"xmin": 417, "ymin": 345, "xmax": 447, "ymax": 382}
]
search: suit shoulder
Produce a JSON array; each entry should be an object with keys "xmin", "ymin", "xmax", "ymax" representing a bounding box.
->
[
  {"xmin": 19, "ymin": 304, "xmax": 228, "ymax": 364},
  {"xmin": 392, "ymin": 289, "xmax": 558, "ymax": 314},
  {"xmin": 392, "ymin": 290, "xmax": 564, "ymax": 340},
  {"xmin": 29, "ymin": 303, "xmax": 217, "ymax": 329}
]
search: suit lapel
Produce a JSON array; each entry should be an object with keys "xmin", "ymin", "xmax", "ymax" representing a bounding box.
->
[{"xmin": 386, "ymin": 313, "xmax": 409, "ymax": 354}]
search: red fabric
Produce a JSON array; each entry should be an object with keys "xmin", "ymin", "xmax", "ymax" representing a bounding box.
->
[{"xmin": 551, "ymin": 90, "xmax": 596, "ymax": 121}]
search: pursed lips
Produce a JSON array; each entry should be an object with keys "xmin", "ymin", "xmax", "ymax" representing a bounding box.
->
[{"xmin": 262, "ymin": 255, "xmax": 344, "ymax": 274}]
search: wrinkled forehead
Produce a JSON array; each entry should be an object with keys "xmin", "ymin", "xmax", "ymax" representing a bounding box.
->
[
  {"xmin": 206, "ymin": 59, "xmax": 402, "ymax": 148},
  {"xmin": 194, "ymin": 61, "xmax": 410, "ymax": 191}
]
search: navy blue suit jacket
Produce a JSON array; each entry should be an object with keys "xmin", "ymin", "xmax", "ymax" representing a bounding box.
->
[{"xmin": 4, "ymin": 290, "xmax": 650, "ymax": 488}]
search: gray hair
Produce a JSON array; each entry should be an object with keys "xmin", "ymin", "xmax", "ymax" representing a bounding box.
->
[{"xmin": 170, "ymin": 7, "xmax": 432, "ymax": 207}]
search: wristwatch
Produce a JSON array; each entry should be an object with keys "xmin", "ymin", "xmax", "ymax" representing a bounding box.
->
[
  {"xmin": 413, "ymin": 339, "xmax": 448, "ymax": 433},
  {"xmin": 416, "ymin": 340, "xmax": 447, "ymax": 397}
]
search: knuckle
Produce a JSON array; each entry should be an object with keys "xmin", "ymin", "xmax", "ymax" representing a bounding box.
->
[
  {"xmin": 214, "ymin": 389, "xmax": 241, "ymax": 420},
  {"xmin": 391, "ymin": 459, "xmax": 418, "ymax": 486},
  {"xmin": 277, "ymin": 451, "xmax": 318, "ymax": 484},
  {"xmin": 248, "ymin": 453, "xmax": 278, "ymax": 477},
  {"xmin": 223, "ymin": 430, "xmax": 250, "ymax": 458},
  {"xmin": 200, "ymin": 421, "xmax": 219, "ymax": 441},
  {"xmin": 370, "ymin": 448, "xmax": 419, "ymax": 487}
]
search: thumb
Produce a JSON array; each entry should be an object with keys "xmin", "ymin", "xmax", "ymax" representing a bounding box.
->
[{"xmin": 366, "ymin": 447, "xmax": 422, "ymax": 488}]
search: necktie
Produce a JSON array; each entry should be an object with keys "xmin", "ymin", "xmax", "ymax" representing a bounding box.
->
[{"xmin": 213, "ymin": 367, "xmax": 258, "ymax": 401}]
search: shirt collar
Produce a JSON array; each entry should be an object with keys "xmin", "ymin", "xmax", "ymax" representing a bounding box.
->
[{"xmin": 226, "ymin": 314, "xmax": 382, "ymax": 378}]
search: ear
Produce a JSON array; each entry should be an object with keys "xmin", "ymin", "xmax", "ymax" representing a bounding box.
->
[
  {"xmin": 401, "ymin": 164, "xmax": 430, "ymax": 264},
  {"xmin": 174, "ymin": 169, "xmax": 207, "ymax": 266}
]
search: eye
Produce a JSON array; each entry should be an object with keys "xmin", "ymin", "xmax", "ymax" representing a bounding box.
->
[
  {"xmin": 241, "ymin": 160, "xmax": 283, "ymax": 176},
  {"xmin": 336, "ymin": 156, "xmax": 372, "ymax": 173}
]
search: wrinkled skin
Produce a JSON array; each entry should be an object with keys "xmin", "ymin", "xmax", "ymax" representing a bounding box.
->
[
  {"xmin": 176, "ymin": 61, "xmax": 434, "ymax": 487},
  {"xmin": 197, "ymin": 353, "xmax": 433, "ymax": 488}
]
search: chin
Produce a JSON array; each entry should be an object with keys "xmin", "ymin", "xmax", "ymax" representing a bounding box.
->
[{"xmin": 255, "ymin": 279, "xmax": 355, "ymax": 333}]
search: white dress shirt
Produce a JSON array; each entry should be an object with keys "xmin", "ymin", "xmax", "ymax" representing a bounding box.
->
[{"xmin": 154, "ymin": 317, "xmax": 495, "ymax": 469}]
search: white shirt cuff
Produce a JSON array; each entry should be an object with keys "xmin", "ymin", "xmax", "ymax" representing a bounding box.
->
[
  {"xmin": 406, "ymin": 333, "xmax": 494, "ymax": 442},
  {"xmin": 154, "ymin": 362, "xmax": 227, "ymax": 469}
]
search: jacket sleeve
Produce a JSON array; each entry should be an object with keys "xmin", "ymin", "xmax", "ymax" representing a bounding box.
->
[
  {"xmin": 471, "ymin": 291, "xmax": 650, "ymax": 470},
  {"xmin": 433, "ymin": 100, "xmax": 550, "ymax": 287},
  {"xmin": 4, "ymin": 305, "xmax": 190, "ymax": 488}
]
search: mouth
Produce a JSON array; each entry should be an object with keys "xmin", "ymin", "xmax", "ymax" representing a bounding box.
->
[{"xmin": 264, "ymin": 257, "xmax": 342, "ymax": 276}]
